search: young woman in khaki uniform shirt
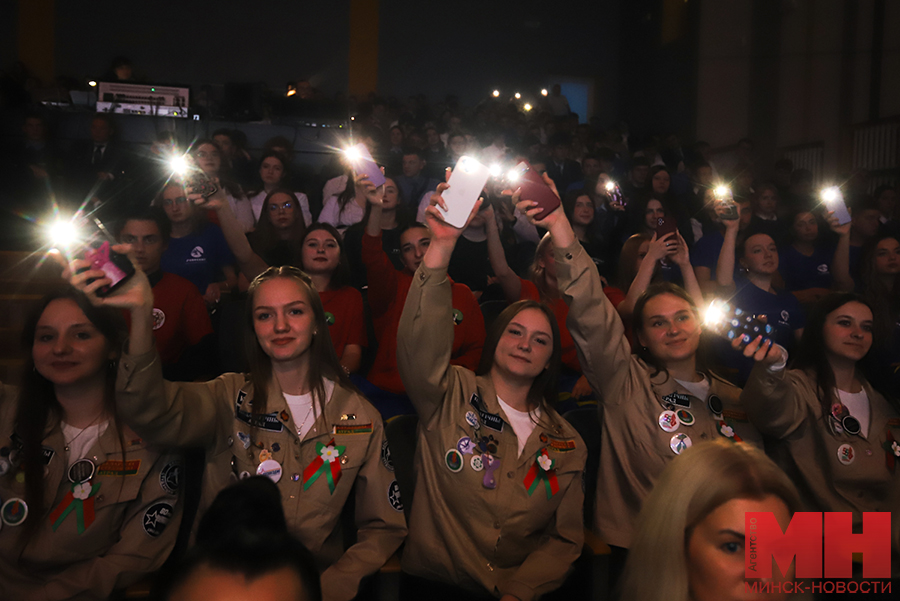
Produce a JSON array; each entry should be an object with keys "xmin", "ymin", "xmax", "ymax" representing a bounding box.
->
[
  {"xmin": 71, "ymin": 258, "xmax": 407, "ymax": 601},
  {"xmin": 396, "ymin": 190, "xmax": 586, "ymax": 600},
  {"xmin": 0, "ymin": 289, "xmax": 182, "ymax": 600},
  {"xmin": 513, "ymin": 184, "xmax": 763, "ymax": 558},
  {"xmin": 739, "ymin": 293, "xmax": 900, "ymax": 577}
]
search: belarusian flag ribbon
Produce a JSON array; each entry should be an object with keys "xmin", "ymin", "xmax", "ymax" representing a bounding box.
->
[
  {"xmin": 884, "ymin": 430, "xmax": 899, "ymax": 473},
  {"xmin": 523, "ymin": 448, "xmax": 559, "ymax": 499},
  {"xmin": 50, "ymin": 481, "xmax": 101, "ymax": 534},
  {"xmin": 302, "ymin": 438, "xmax": 346, "ymax": 494}
]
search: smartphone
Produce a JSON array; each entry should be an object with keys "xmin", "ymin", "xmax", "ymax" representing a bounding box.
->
[
  {"xmin": 714, "ymin": 186, "xmax": 739, "ymax": 221},
  {"xmin": 346, "ymin": 143, "xmax": 386, "ymax": 188},
  {"xmin": 704, "ymin": 300, "xmax": 774, "ymax": 350},
  {"xmin": 82, "ymin": 240, "xmax": 135, "ymax": 297},
  {"xmin": 507, "ymin": 161, "xmax": 561, "ymax": 221},
  {"xmin": 655, "ymin": 214, "xmax": 678, "ymax": 238},
  {"xmin": 186, "ymin": 171, "xmax": 218, "ymax": 198},
  {"xmin": 606, "ymin": 181, "xmax": 626, "ymax": 209},
  {"xmin": 821, "ymin": 186, "xmax": 852, "ymax": 225},
  {"xmin": 440, "ymin": 156, "xmax": 491, "ymax": 228}
]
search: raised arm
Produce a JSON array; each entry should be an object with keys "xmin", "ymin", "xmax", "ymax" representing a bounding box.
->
[
  {"xmin": 735, "ymin": 336, "xmax": 807, "ymax": 438},
  {"xmin": 396, "ymin": 185, "xmax": 482, "ymax": 424},
  {"xmin": 715, "ymin": 216, "xmax": 740, "ymax": 290},
  {"xmin": 617, "ymin": 232, "xmax": 672, "ymax": 321},
  {"xmin": 484, "ymin": 204, "xmax": 523, "ymax": 302},
  {"xmin": 202, "ymin": 182, "xmax": 269, "ymax": 281},
  {"xmin": 827, "ymin": 211, "xmax": 854, "ymax": 292},
  {"xmin": 670, "ymin": 230, "xmax": 704, "ymax": 305}
]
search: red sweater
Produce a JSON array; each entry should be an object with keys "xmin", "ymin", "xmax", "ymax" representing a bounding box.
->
[
  {"xmin": 318, "ymin": 286, "xmax": 368, "ymax": 359},
  {"xmin": 363, "ymin": 232, "xmax": 485, "ymax": 393}
]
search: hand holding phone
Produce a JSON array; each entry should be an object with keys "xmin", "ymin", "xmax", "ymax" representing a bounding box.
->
[
  {"xmin": 821, "ymin": 186, "xmax": 852, "ymax": 225},
  {"xmin": 82, "ymin": 241, "xmax": 135, "ymax": 297},
  {"xmin": 506, "ymin": 161, "xmax": 560, "ymax": 221},
  {"xmin": 704, "ymin": 300, "xmax": 774, "ymax": 350},
  {"xmin": 439, "ymin": 156, "xmax": 491, "ymax": 228},
  {"xmin": 345, "ymin": 143, "xmax": 386, "ymax": 188},
  {"xmin": 714, "ymin": 185, "xmax": 739, "ymax": 221}
]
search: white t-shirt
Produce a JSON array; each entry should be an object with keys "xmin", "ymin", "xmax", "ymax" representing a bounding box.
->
[
  {"xmin": 61, "ymin": 420, "xmax": 109, "ymax": 467},
  {"xmin": 226, "ymin": 192, "xmax": 256, "ymax": 233},
  {"xmin": 317, "ymin": 195, "xmax": 365, "ymax": 232},
  {"xmin": 838, "ymin": 389, "xmax": 870, "ymax": 438},
  {"xmin": 674, "ymin": 376, "xmax": 710, "ymax": 402},
  {"xmin": 497, "ymin": 397, "xmax": 541, "ymax": 457},
  {"xmin": 248, "ymin": 190, "xmax": 313, "ymax": 228},
  {"xmin": 283, "ymin": 379, "xmax": 336, "ymax": 440}
]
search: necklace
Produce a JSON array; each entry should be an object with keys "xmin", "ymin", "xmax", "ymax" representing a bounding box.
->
[
  {"xmin": 295, "ymin": 403, "xmax": 315, "ymax": 438},
  {"xmin": 63, "ymin": 413, "xmax": 105, "ymax": 453}
]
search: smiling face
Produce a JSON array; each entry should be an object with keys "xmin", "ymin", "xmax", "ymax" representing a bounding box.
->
[
  {"xmin": 822, "ymin": 301, "xmax": 873, "ymax": 363},
  {"xmin": 400, "ymin": 227, "xmax": 431, "ymax": 273},
  {"xmin": 637, "ymin": 293, "xmax": 701, "ymax": 364},
  {"xmin": 873, "ymin": 237, "xmax": 900, "ymax": 275},
  {"xmin": 740, "ymin": 233, "xmax": 778, "ymax": 275},
  {"xmin": 301, "ymin": 229, "xmax": 340, "ymax": 275},
  {"xmin": 252, "ymin": 278, "xmax": 315, "ymax": 364},
  {"xmin": 266, "ymin": 192, "xmax": 297, "ymax": 230},
  {"xmin": 492, "ymin": 307, "xmax": 554, "ymax": 382},
  {"xmin": 194, "ymin": 142, "xmax": 221, "ymax": 175},
  {"xmin": 687, "ymin": 495, "xmax": 792, "ymax": 601},
  {"xmin": 260, "ymin": 156, "xmax": 285, "ymax": 186},
  {"xmin": 32, "ymin": 298, "xmax": 112, "ymax": 387}
]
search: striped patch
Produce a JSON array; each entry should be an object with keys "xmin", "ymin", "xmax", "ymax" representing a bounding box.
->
[
  {"xmin": 97, "ymin": 459, "xmax": 141, "ymax": 476},
  {"xmin": 721, "ymin": 409, "xmax": 749, "ymax": 422},
  {"xmin": 332, "ymin": 424, "xmax": 373, "ymax": 435}
]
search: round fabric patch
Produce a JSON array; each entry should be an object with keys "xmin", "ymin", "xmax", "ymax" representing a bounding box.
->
[
  {"xmin": 658, "ymin": 410, "xmax": 679, "ymax": 433},
  {"xmin": 256, "ymin": 459, "xmax": 283, "ymax": 483},
  {"xmin": 67, "ymin": 459, "xmax": 95, "ymax": 484},
  {"xmin": 470, "ymin": 454, "xmax": 484, "ymax": 472},
  {"xmin": 452, "ymin": 308, "xmax": 463, "ymax": 325},
  {"xmin": 159, "ymin": 461, "xmax": 182, "ymax": 495},
  {"xmin": 142, "ymin": 502, "xmax": 173, "ymax": 538},
  {"xmin": 388, "ymin": 480, "xmax": 403, "ymax": 512},
  {"xmin": 707, "ymin": 395, "xmax": 723, "ymax": 416},
  {"xmin": 0, "ymin": 458, "xmax": 9, "ymax": 476},
  {"xmin": 151, "ymin": 308, "xmax": 165, "ymax": 331},
  {"xmin": 465, "ymin": 411, "xmax": 479, "ymax": 428},
  {"xmin": 837, "ymin": 443, "xmax": 855, "ymax": 466},
  {"xmin": 381, "ymin": 439, "xmax": 394, "ymax": 472},
  {"xmin": 445, "ymin": 449, "xmax": 463, "ymax": 473},
  {"xmin": 1, "ymin": 498, "xmax": 28, "ymax": 527},
  {"xmin": 457, "ymin": 436, "xmax": 474, "ymax": 455},
  {"xmin": 324, "ymin": 312, "xmax": 335, "ymax": 326},
  {"xmin": 670, "ymin": 433, "xmax": 692, "ymax": 455},
  {"xmin": 675, "ymin": 409, "xmax": 695, "ymax": 426}
]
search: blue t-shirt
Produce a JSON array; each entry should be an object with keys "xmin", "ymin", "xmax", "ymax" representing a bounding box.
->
[
  {"xmin": 160, "ymin": 224, "xmax": 236, "ymax": 294},
  {"xmin": 778, "ymin": 244, "xmax": 834, "ymax": 291},
  {"xmin": 711, "ymin": 278, "xmax": 806, "ymax": 386},
  {"xmin": 691, "ymin": 231, "xmax": 724, "ymax": 277}
]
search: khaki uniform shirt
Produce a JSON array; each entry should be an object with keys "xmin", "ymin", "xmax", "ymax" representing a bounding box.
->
[
  {"xmin": 115, "ymin": 352, "xmax": 407, "ymax": 601},
  {"xmin": 397, "ymin": 263, "xmax": 586, "ymax": 601},
  {"xmin": 0, "ymin": 383, "xmax": 183, "ymax": 601},
  {"xmin": 742, "ymin": 363, "xmax": 900, "ymax": 576},
  {"xmin": 554, "ymin": 242, "xmax": 762, "ymax": 548}
]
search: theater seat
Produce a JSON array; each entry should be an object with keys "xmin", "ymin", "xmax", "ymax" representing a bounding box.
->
[{"xmin": 562, "ymin": 407, "xmax": 602, "ymax": 525}]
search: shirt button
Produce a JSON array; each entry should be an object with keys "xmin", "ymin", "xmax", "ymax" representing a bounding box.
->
[
  {"xmin": 96, "ymin": 495, "xmax": 104, "ymax": 502},
  {"xmin": 565, "ymin": 253, "xmax": 573, "ymax": 260},
  {"xmin": 507, "ymin": 471, "xmax": 514, "ymax": 479},
  {"xmin": 419, "ymin": 272, "xmax": 426, "ymax": 281},
  {"xmin": 493, "ymin": 521, "xmax": 500, "ymax": 529},
  {"xmin": 294, "ymin": 439, "xmax": 300, "ymax": 445},
  {"xmin": 227, "ymin": 437, "xmax": 234, "ymax": 447}
]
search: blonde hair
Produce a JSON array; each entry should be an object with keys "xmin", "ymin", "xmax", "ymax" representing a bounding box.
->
[
  {"xmin": 618, "ymin": 441, "xmax": 801, "ymax": 601},
  {"xmin": 528, "ymin": 232, "xmax": 556, "ymax": 301}
]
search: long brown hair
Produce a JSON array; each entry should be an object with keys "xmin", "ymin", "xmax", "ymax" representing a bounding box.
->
[
  {"xmin": 617, "ymin": 233, "xmax": 652, "ymax": 289},
  {"xmin": 476, "ymin": 300, "xmax": 562, "ymax": 415},
  {"xmin": 301, "ymin": 223, "xmax": 351, "ymax": 290},
  {"xmin": 12, "ymin": 288, "xmax": 127, "ymax": 534},
  {"xmin": 859, "ymin": 235, "xmax": 900, "ymax": 345},
  {"xmin": 244, "ymin": 267, "xmax": 358, "ymax": 415},
  {"xmin": 527, "ymin": 234, "xmax": 557, "ymax": 302},
  {"xmin": 249, "ymin": 189, "xmax": 308, "ymax": 267},
  {"xmin": 632, "ymin": 282, "xmax": 705, "ymax": 376}
]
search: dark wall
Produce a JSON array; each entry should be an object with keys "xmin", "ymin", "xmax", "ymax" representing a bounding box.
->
[
  {"xmin": 377, "ymin": 0, "xmax": 621, "ymax": 122},
  {"xmin": 52, "ymin": 1, "xmax": 350, "ymax": 93}
]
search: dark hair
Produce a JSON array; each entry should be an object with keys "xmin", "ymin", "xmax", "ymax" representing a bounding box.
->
[
  {"xmin": 263, "ymin": 136, "xmax": 293, "ymax": 153},
  {"xmin": 191, "ymin": 138, "xmax": 244, "ymax": 199},
  {"xmin": 118, "ymin": 206, "xmax": 171, "ymax": 243},
  {"xmin": 735, "ymin": 229, "xmax": 776, "ymax": 264},
  {"xmin": 301, "ymin": 223, "xmax": 351, "ymax": 289},
  {"xmin": 244, "ymin": 267, "xmax": 358, "ymax": 416},
  {"xmin": 247, "ymin": 150, "xmax": 292, "ymax": 197},
  {"xmin": 792, "ymin": 293, "xmax": 878, "ymax": 416},
  {"xmin": 401, "ymin": 146, "xmax": 425, "ymax": 160},
  {"xmin": 161, "ymin": 530, "xmax": 321, "ymax": 601},
  {"xmin": 211, "ymin": 128, "xmax": 234, "ymax": 142},
  {"xmin": 872, "ymin": 185, "xmax": 895, "ymax": 204},
  {"xmin": 630, "ymin": 156, "xmax": 651, "ymax": 169},
  {"xmin": 249, "ymin": 189, "xmax": 307, "ymax": 267},
  {"xmin": 632, "ymin": 282, "xmax": 702, "ymax": 375},
  {"xmin": 13, "ymin": 288, "xmax": 127, "ymax": 535},
  {"xmin": 476, "ymin": 300, "xmax": 562, "ymax": 414},
  {"xmin": 196, "ymin": 477, "xmax": 287, "ymax": 545},
  {"xmin": 859, "ymin": 235, "xmax": 900, "ymax": 346}
]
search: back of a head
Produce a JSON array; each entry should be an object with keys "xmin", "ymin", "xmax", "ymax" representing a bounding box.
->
[{"xmin": 195, "ymin": 476, "xmax": 287, "ymax": 546}]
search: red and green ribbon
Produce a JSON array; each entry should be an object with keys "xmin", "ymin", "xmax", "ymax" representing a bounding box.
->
[
  {"xmin": 523, "ymin": 448, "xmax": 559, "ymax": 499},
  {"xmin": 302, "ymin": 439, "xmax": 346, "ymax": 494},
  {"xmin": 49, "ymin": 481, "xmax": 101, "ymax": 534},
  {"xmin": 883, "ymin": 431, "xmax": 899, "ymax": 473}
]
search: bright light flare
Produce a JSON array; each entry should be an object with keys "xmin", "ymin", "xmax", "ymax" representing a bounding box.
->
[
  {"xmin": 714, "ymin": 185, "xmax": 731, "ymax": 199},
  {"xmin": 523, "ymin": 103, "xmax": 532, "ymax": 112},
  {"xmin": 605, "ymin": 181, "xmax": 616, "ymax": 192},
  {"xmin": 507, "ymin": 168, "xmax": 521, "ymax": 183},
  {"xmin": 492, "ymin": 89, "xmax": 500, "ymax": 97},
  {"xmin": 47, "ymin": 219, "xmax": 80, "ymax": 250},
  {"xmin": 344, "ymin": 146, "xmax": 361, "ymax": 162},
  {"xmin": 514, "ymin": 92, "xmax": 521, "ymax": 99},
  {"xmin": 821, "ymin": 186, "xmax": 841, "ymax": 203},
  {"xmin": 541, "ymin": 88, "xmax": 548, "ymax": 96},
  {"xmin": 88, "ymin": 80, "xmax": 97, "ymax": 87},
  {"xmin": 704, "ymin": 300, "xmax": 728, "ymax": 326},
  {"xmin": 489, "ymin": 163, "xmax": 503, "ymax": 177},
  {"xmin": 168, "ymin": 154, "xmax": 190, "ymax": 177}
]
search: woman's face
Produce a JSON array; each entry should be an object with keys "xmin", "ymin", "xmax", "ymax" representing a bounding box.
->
[
  {"xmin": 252, "ymin": 278, "xmax": 316, "ymax": 364},
  {"xmin": 687, "ymin": 495, "xmax": 792, "ymax": 601},
  {"xmin": 740, "ymin": 234, "xmax": 778, "ymax": 275},
  {"xmin": 873, "ymin": 237, "xmax": 900, "ymax": 275},
  {"xmin": 791, "ymin": 212, "xmax": 818, "ymax": 244},
  {"xmin": 400, "ymin": 227, "xmax": 431, "ymax": 273},
  {"xmin": 301, "ymin": 229, "xmax": 341, "ymax": 275},
  {"xmin": 33, "ymin": 299, "xmax": 111, "ymax": 387},
  {"xmin": 260, "ymin": 157, "xmax": 285, "ymax": 186},
  {"xmin": 651, "ymin": 170, "xmax": 670, "ymax": 195},
  {"xmin": 382, "ymin": 178, "xmax": 400, "ymax": 210},
  {"xmin": 823, "ymin": 301, "xmax": 873, "ymax": 363},
  {"xmin": 572, "ymin": 195, "xmax": 594, "ymax": 227},
  {"xmin": 266, "ymin": 192, "xmax": 297, "ymax": 230},
  {"xmin": 162, "ymin": 184, "xmax": 193, "ymax": 224},
  {"xmin": 390, "ymin": 128, "xmax": 404, "ymax": 147},
  {"xmin": 594, "ymin": 173, "xmax": 612, "ymax": 198},
  {"xmin": 637, "ymin": 293, "xmax": 701, "ymax": 365},
  {"xmin": 876, "ymin": 189, "xmax": 897, "ymax": 217},
  {"xmin": 757, "ymin": 188, "xmax": 778, "ymax": 215},
  {"xmin": 492, "ymin": 307, "xmax": 554, "ymax": 382},
  {"xmin": 194, "ymin": 143, "xmax": 221, "ymax": 176},
  {"xmin": 644, "ymin": 200, "xmax": 665, "ymax": 230}
]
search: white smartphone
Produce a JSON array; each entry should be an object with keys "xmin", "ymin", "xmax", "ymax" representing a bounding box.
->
[
  {"xmin": 439, "ymin": 156, "xmax": 491, "ymax": 228},
  {"xmin": 821, "ymin": 186, "xmax": 852, "ymax": 225},
  {"xmin": 345, "ymin": 143, "xmax": 386, "ymax": 188}
]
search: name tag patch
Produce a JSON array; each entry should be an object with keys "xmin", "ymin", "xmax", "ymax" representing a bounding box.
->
[
  {"xmin": 97, "ymin": 460, "xmax": 141, "ymax": 476},
  {"xmin": 332, "ymin": 423, "xmax": 373, "ymax": 435},
  {"xmin": 470, "ymin": 394, "xmax": 503, "ymax": 432},
  {"xmin": 235, "ymin": 409, "xmax": 285, "ymax": 432},
  {"xmin": 662, "ymin": 392, "xmax": 691, "ymax": 408}
]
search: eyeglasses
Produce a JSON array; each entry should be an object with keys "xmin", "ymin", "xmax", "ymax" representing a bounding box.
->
[
  {"xmin": 196, "ymin": 151, "xmax": 220, "ymax": 159},
  {"xmin": 268, "ymin": 202, "xmax": 294, "ymax": 211},
  {"xmin": 163, "ymin": 196, "xmax": 188, "ymax": 207}
]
